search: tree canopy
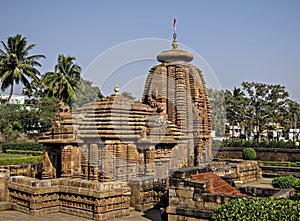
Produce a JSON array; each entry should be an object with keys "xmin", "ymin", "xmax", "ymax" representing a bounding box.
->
[
  {"xmin": 0, "ymin": 34, "xmax": 104, "ymax": 141},
  {"xmin": 41, "ymin": 54, "xmax": 82, "ymax": 106},
  {"xmin": 209, "ymin": 82, "xmax": 300, "ymax": 139},
  {"xmin": 0, "ymin": 34, "xmax": 45, "ymax": 108}
]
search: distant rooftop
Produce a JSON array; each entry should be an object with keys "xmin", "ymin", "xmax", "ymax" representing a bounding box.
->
[{"xmin": 0, "ymin": 94, "xmax": 25, "ymax": 104}]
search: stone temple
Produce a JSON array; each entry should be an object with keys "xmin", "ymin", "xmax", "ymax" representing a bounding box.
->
[
  {"xmin": 5, "ymin": 28, "xmax": 253, "ymax": 221},
  {"xmin": 40, "ymin": 32, "xmax": 212, "ymax": 182}
]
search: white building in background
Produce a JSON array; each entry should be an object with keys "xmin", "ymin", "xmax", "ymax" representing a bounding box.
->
[
  {"xmin": 225, "ymin": 123, "xmax": 242, "ymax": 138},
  {"xmin": 0, "ymin": 94, "xmax": 25, "ymax": 105},
  {"xmin": 289, "ymin": 129, "xmax": 300, "ymax": 141}
]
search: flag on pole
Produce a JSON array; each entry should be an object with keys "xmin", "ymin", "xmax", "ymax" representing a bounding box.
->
[{"xmin": 173, "ymin": 18, "xmax": 176, "ymax": 27}]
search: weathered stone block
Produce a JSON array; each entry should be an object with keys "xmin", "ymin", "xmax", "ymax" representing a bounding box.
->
[{"xmin": 176, "ymin": 189, "xmax": 194, "ymax": 198}]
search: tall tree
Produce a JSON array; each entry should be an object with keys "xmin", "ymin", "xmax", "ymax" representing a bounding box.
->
[
  {"xmin": 241, "ymin": 82, "xmax": 290, "ymax": 141},
  {"xmin": 280, "ymin": 99, "xmax": 300, "ymax": 130},
  {"xmin": 76, "ymin": 79, "xmax": 103, "ymax": 107},
  {"xmin": 242, "ymin": 82, "xmax": 270, "ymax": 140},
  {"xmin": 225, "ymin": 87, "xmax": 247, "ymax": 138},
  {"xmin": 121, "ymin": 91, "xmax": 136, "ymax": 100},
  {"xmin": 207, "ymin": 88, "xmax": 226, "ymax": 137},
  {"xmin": 225, "ymin": 87, "xmax": 246, "ymax": 125},
  {"xmin": 0, "ymin": 34, "xmax": 45, "ymax": 107},
  {"xmin": 41, "ymin": 54, "xmax": 82, "ymax": 106},
  {"xmin": 265, "ymin": 84, "xmax": 290, "ymax": 127}
]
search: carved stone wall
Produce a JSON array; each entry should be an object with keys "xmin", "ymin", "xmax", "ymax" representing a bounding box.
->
[
  {"xmin": 7, "ymin": 176, "xmax": 131, "ymax": 220},
  {"xmin": 40, "ymin": 94, "xmax": 187, "ymax": 182},
  {"xmin": 129, "ymin": 177, "xmax": 168, "ymax": 212},
  {"xmin": 0, "ymin": 163, "xmax": 42, "ymax": 178},
  {"xmin": 167, "ymin": 169, "xmax": 242, "ymax": 221},
  {"xmin": 143, "ymin": 60, "xmax": 212, "ymax": 167}
]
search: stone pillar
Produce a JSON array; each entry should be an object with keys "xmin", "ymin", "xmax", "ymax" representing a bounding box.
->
[
  {"xmin": 42, "ymin": 147, "xmax": 54, "ymax": 179},
  {"xmin": 116, "ymin": 143, "xmax": 126, "ymax": 181},
  {"xmin": 81, "ymin": 144, "xmax": 89, "ymax": 180},
  {"xmin": 0, "ymin": 169, "xmax": 9, "ymax": 201},
  {"xmin": 126, "ymin": 144, "xmax": 138, "ymax": 180},
  {"xmin": 145, "ymin": 147, "xmax": 155, "ymax": 176},
  {"xmin": 72, "ymin": 146, "xmax": 82, "ymax": 178},
  {"xmin": 89, "ymin": 144, "xmax": 99, "ymax": 181},
  {"xmin": 61, "ymin": 145, "xmax": 72, "ymax": 178}
]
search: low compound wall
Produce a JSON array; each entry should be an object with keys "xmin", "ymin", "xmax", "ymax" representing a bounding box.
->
[
  {"xmin": 214, "ymin": 147, "xmax": 300, "ymax": 162},
  {"xmin": 261, "ymin": 166, "xmax": 300, "ymax": 178},
  {"xmin": 236, "ymin": 186, "xmax": 294, "ymax": 198},
  {"xmin": 0, "ymin": 163, "xmax": 42, "ymax": 178},
  {"xmin": 167, "ymin": 176, "xmax": 242, "ymax": 221},
  {"xmin": 7, "ymin": 176, "xmax": 131, "ymax": 221},
  {"xmin": 129, "ymin": 177, "xmax": 168, "ymax": 212}
]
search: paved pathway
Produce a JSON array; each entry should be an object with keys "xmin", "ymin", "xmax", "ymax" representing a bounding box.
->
[{"xmin": 0, "ymin": 208, "xmax": 161, "ymax": 221}]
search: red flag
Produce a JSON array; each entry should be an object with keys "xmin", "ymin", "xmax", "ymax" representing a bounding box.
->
[{"xmin": 173, "ymin": 18, "xmax": 176, "ymax": 26}]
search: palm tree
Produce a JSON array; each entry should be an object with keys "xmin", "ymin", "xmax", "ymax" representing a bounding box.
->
[
  {"xmin": 41, "ymin": 54, "xmax": 82, "ymax": 106},
  {"xmin": 0, "ymin": 34, "xmax": 45, "ymax": 107}
]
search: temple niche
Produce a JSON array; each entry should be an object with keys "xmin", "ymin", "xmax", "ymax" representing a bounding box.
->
[{"xmin": 39, "ymin": 33, "xmax": 212, "ymax": 182}]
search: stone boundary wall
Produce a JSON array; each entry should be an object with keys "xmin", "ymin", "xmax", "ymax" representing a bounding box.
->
[
  {"xmin": 167, "ymin": 178, "xmax": 242, "ymax": 221},
  {"xmin": 167, "ymin": 174, "xmax": 294, "ymax": 221},
  {"xmin": 129, "ymin": 177, "xmax": 168, "ymax": 212},
  {"xmin": 261, "ymin": 166, "xmax": 300, "ymax": 178},
  {"xmin": 0, "ymin": 163, "xmax": 42, "ymax": 178},
  {"xmin": 236, "ymin": 186, "xmax": 294, "ymax": 198},
  {"xmin": 214, "ymin": 147, "xmax": 300, "ymax": 162},
  {"xmin": 211, "ymin": 160, "xmax": 262, "ymax": 185},
  {"xmin": 7, "ymin": 176, "xmax": 131, "ymax": 221}
]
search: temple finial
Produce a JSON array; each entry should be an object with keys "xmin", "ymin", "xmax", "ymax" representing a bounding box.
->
[
  {"xmin": 114, "ymin": 85, "xmax": 120, "ymax": 94},
  {"xmin": 172, "ymin": 18, "xmax": 178, "ymax": 49}
]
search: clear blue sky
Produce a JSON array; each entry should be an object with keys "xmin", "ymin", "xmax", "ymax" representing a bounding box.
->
[{"xmin": 1, "ymin": 0, "xmax": 300, "ymax": 101}]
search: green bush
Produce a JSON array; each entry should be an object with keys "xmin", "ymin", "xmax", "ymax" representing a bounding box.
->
[
  {"xmin": 272, "ymin": 176, "xmax": 300, "ymax": 189},
  {"xmin": 242, "ymin": 148, "xmax": 256, "ymax": 160},
  {"xmin": 5, "ymin": 149, "xmax": 42, "ymax": 156},
  {"xmin": 210, "ymin": 197, "xmax": 300, "ymax": 221},
  {"xmin": 268, "ymin": 139, "xmax": 277, "ymax": 148},
  {"xmin": 212, "ymin": 140, "xmax": 222, "ymax": 148},
  {"xmin": 0, "ymin": 156, "xmax": 42, "ymax": 165},
  {"xmin": 290, "ymin": 193, "xmax": 300, "ymax": 201},
  {"xmin": 2, "ymin": 142, "xmax": 42, "ymax": 152}
]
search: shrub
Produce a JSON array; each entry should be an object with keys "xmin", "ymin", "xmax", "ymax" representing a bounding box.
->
[
  {"xmin": 212, "ymin": 140, "xmax": 222, "ymax": 148},
  {"xmin": 267, "ymin": 140, "xmax": 277, "ymax": 148},
  {"xmin": 2, "ymin": 142, "xmax": 42, "ymax": 152},
  {"xmin": 5, "ymin": 150, "xmax": 42, "ymax": 156},
  {"xmin": 290, "ymin": 193, "xmax": 300, "ymax": 201},
  {"xmin": 242, "ymin": 148, "xmax": 256, "ymax": 160},
  {"xmin": 272, "ymin": 176, "xmax": 300, "ymax": 189},
  {"xmin": 275, "ymin": 140, "xmax": 286, "ymax": 148},
  {"xmin": 210, "ymin": 197, "xmax": 300, "ymax": 221},
  {"xmin": 0, "ymin": 156, "xmax": 42, "ymax": 165}
]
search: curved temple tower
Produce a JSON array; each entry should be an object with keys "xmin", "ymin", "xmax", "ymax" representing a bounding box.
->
[{"xmin": 142, "ymin": 31, "xmax": 212, "ymax": 166}]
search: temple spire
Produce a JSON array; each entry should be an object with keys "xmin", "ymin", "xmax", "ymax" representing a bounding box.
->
[{"xmin": 172, "ymin": 18, "xmax": 178, "ymax": 49}]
